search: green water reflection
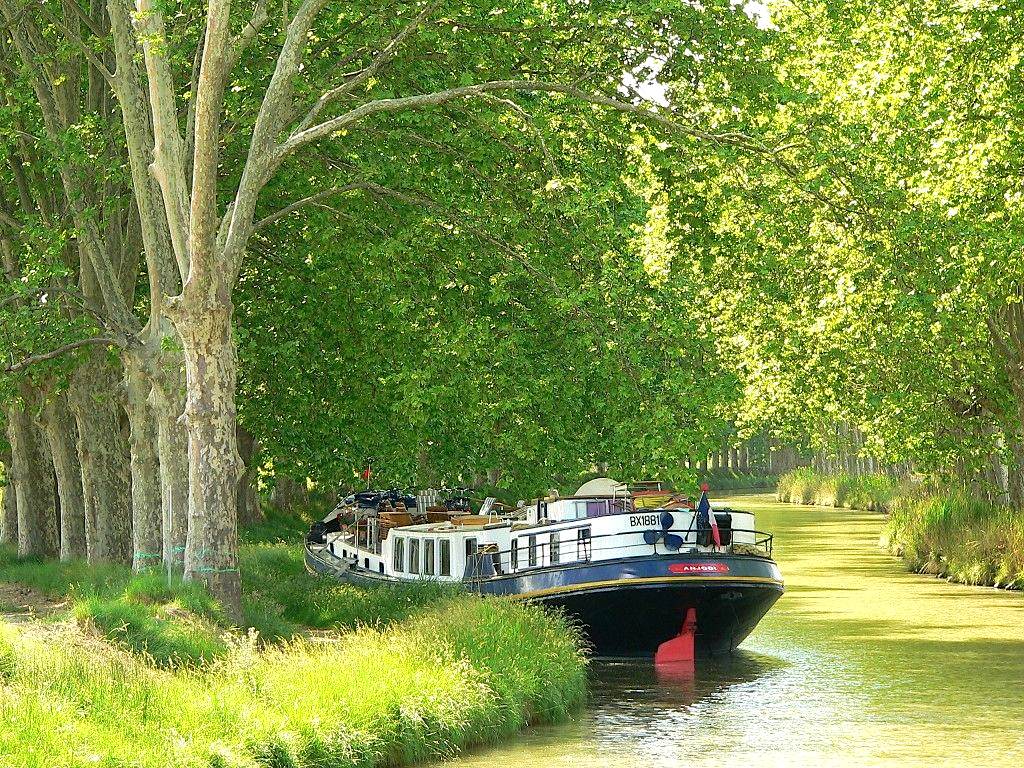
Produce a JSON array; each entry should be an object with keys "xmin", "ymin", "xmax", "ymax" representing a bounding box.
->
[{"xmin": 438, "ymin": 493, "xmax": 1024, "ymax": 767}]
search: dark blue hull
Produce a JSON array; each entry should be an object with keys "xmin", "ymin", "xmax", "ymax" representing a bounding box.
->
[{"xmin": 305, "ymin": 545, "xmax": 783, "ymax": 657}]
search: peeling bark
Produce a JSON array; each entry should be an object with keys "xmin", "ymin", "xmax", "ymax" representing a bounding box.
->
[
  {"xmin": 7, "ymin": 397, "xmax": 58, "ymax": 558},
  {"xmin": 151, "ymin": 352, "xmax": 189, "ymax": 573},
  {"xmin": 125, "ymin": 358, "xmax": 163, "ymax": 571},
  {"xmin": 39, "ymin": 392, "xmax": 87, "ymax": 560},
  {"xmin": 177, "ymin": 301, "xmax": 243, "ymax": 622},
  {"xmin": 69, "ymin": 358, "xmax": 133, "ymax": 564}
]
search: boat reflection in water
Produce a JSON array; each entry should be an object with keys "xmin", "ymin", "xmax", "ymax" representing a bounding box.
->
[{"xmin": 433, "ymin": 654, "xmax": 783, "ymax": 768}]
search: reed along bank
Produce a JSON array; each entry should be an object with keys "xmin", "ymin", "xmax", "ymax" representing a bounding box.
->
[{"xmin": 776, "ymin": 469, "xmax": 1024, "ymax": 590}]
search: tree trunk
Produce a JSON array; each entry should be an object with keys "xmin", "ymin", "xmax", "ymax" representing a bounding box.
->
[
  {"xmin": 272, "ymin": 475, "xmax": 307, "ymax": 509},
  {"xmin": 176, "ymin": 301, "xmax": 243, "ymax": 622},
  {"xmin": 1003, "ymin": 429, "xmax": 1024, "ymax": 509},
  {"xmin": 125, "ymin": 359, "xmax": 164, "ymax": 571},
  {"xmin": 69, "ymin": 358, "xmax": 132, "ymax": 564},
  {"xmin": 236, "ymin": 424, "xmax": 263, "ymax": 527},
  {"xmin": 0, "ymin": 448, "xmax": 16, "ymax": 545},
  {"xmin": 7, "ymin": 399, "xmax": 58, "ymax": 558},
  {"xmin": 38, "ymin": 392, "xmax": 87, "ymax": 560},
  {"xmin": 151, "ymin": 358, "xmax": 189, "ymax": 573}
]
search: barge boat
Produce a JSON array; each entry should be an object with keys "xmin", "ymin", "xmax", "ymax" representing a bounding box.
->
[{"xmin": 305, "ymin": 478, "xmax": 783, "ymax": 660}]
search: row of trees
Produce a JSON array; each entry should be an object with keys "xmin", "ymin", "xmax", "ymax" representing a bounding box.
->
[
  {"xmin": 699, "ymin": 1, "xmax": 1024, "ymax": 503},
  {"xmin": 0, "ymin": 0, "xmax": 780, "ymax": 616},
  {"xmin": 8, "ymin": 0, "xmax": 1023, "ymax": 619}
]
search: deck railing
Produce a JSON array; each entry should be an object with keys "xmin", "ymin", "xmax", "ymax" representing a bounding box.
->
[{"xmin": 463, "ymin": 526, "xmax": 774, "ymax": 582}]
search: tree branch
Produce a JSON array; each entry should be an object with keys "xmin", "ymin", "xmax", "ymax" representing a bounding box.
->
[
  {"xmin": 480, "ymin": 94, "xmax": 559, "ymax": 178},
  {"xmin": 37, "ymin": 3, "xmax": 117, "ymax": 87},
  {"xmin": 228, "ymin": 0, "xmax": 270, "ymax": 71},
  {"xmin": 281, "ymin": 79, "xmax": 761, "ymax": 159},
  {"xmin": 0, "ymin": 207, "xmax": 19, "ymax": 231},
  {"xmin": 66, "ymin": 0, "xmax": 106, "ymax": 38},
  {"xmin": 253, "ymin": 183, "xmax": 368, "ymax": 230},
  {"xmin": 134, "ymin": 0, "xmax": 192, "ymax": 281},
  {"xmin": 4, "ymin": 336, "xmax": 121, "ymax": 373},
  {"xmin": 293, "ymin": 0, "xmax": 441, "ymax": 135},
  {"xmin": 986, "ymin": 311, "xmax": 1017, "ymax": 369},
  {"xmin": 218, "ymin": 0, "xmax": 335, "ymax": 277}
]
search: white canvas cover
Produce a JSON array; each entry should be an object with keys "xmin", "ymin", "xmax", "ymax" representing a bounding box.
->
[{"xmin": 574, "ymin": 477, "xmax": 629, "ymax": 497}]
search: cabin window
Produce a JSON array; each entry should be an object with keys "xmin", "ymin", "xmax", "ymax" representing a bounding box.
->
[
  {"xmin": 393, "ymin": 538, "xmax": 405, "ymax": 572},
  {"xmin": 587, "ymin": 500, "xmax": 610, "ymax": 517},
  {"xmin": 528, "ymin": 535, "xmax": 538, "ymax": 567},
  {"xmin": 610, "ymin": 498, "xmax": 631, "ymax": 515},
  {"xmin": 550, "ymin": 533, "xmax": 560, "ymax": 564},
  {"xmin": 439, "ymin": 540, "xmax": 451, "ymax": 576},
  {"xmin": 577, "ymin": 528, "xmax": 591, "ymax": 561},
  {"xmin": 424, "ymin": 540, "xmax": 436, "ymax": 576},
  {"xmin": 510, "ymin": 539, "xmax": 518, "ymax": 570},
  {"xmin": 410, "ymin": 539, "xmax": 421, "ymax": 574}
]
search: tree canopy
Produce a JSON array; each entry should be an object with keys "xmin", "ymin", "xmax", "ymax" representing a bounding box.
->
[{"xmin": 2, "ymin": 0, "xmax": 1024, "ymax": 610}]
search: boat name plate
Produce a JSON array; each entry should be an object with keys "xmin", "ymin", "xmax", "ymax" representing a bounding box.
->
[{"xmin": 668, "ymin": 562, "xmax": 730, "ymax": 574}]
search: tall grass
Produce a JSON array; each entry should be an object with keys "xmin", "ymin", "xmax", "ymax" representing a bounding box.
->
[
  {"xmin": 0, "ymin": 504, "xmax": 589, "ymax": 766},
  {"xmin": 776, "ymin": 468, "xmax": 901, "ymax": 512},
  {"xmin": 885, "ymin": 490, "xmax": 1024, "ymax": 590},
  {"xmin": 0, "ymin": 596, "xmax": 586, "ymax": 768},
  {"xmin": 0, "ymin": 546, "xmax": 227, "ymax": 665}
]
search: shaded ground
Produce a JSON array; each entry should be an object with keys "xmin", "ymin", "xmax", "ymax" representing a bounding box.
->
[{"xmin": 0, "ymin": 581, "xmax": 65, "ymax": 621}]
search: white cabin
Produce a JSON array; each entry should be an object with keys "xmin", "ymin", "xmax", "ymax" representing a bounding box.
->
[{"xmin": 322, "ymin": 481, "xmax": 760, "ymax": 582}]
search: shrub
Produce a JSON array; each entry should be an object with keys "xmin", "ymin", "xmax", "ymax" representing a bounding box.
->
[{"xmin": 700, "ymin": 471, "xmax": 778, "ymax": 491}]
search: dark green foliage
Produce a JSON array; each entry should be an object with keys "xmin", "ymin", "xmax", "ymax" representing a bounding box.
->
[{"xmin": 702, "ymin": 471, "xmax": 778, "ymax": 492}]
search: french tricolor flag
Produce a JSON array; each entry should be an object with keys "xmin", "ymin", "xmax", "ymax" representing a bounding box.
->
[{"xmin": 697, "ymin": 483, "xmax": 721, "ymax": 548}]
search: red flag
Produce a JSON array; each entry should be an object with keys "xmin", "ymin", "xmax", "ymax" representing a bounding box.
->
[
  {"xmin": 361, "ymin": 466, "xmax": 372, "ymax": 481},
  {"xmin": 709, "ymin": 510, "xmax": 721, "ymax": 548}
]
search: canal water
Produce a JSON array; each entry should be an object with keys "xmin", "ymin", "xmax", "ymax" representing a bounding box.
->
[{"xmin": 438, "ymin": 493, "xmax": 1024, "ymax": 767}]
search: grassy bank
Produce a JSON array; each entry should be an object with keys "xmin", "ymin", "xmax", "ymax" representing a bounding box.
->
[
  {"xmin": 884, "ymin": 491, "xmax": 1024, "ymax": 590},
  {"xmin": 0, "ymin": 506, "xmax": 588, "ymax": 766},
  {"xmin": 775, "ymin": 471, "xmax": 1024, "ymax": 591},
  {"xmin": 776, "ymin": 468, "xmax": 901, "ymax": 512}
]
